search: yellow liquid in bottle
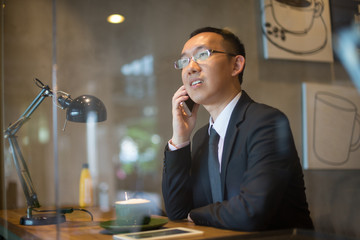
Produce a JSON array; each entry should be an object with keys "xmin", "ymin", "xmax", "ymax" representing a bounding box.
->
[{"xmin": 79, "ymin": 163, "xmax": 93, "ymax": 207}]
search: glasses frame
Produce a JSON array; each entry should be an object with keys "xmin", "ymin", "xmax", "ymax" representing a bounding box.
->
[{"xmin": 174, "ymin": 49, "xmax": 237, "ymax": 70}]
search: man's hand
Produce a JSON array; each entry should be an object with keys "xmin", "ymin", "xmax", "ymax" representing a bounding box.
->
[
  {"xmin": 187, "ymin": 213, "xmax": 193, "ymax": 222},
  {"xmin": 171, "ymin": 85, "xmax": 199, "ymax": 146}
]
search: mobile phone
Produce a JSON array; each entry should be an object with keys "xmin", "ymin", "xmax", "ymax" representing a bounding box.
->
[{"xmin": 180, "ymin": 97, "xmax": 195, "ymax": 117}]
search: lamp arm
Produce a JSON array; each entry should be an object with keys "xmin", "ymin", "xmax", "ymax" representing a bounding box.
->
[
  {"xmin": 7, "ymin": 135, "xmax": 40, "ymax": 208},
  {"xmin": 3, "ymin": 83, "xmax": 52, "ymax": 209},
  {"xmin": 5, "ymin": 85, "xmax": 52, "ymax": 137}
]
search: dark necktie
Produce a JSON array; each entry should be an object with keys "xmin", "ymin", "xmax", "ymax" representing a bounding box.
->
[{"xmin": 208, "ymin": 127, "xmax": 222, "ymax": 203}]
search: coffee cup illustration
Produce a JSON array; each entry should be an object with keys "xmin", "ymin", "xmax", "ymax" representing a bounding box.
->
[
  {"xmin": 313, "ymin": 92, "xmax": 360, "ymax": 165},
  {"xmin": 271, "ymin": 0, "xmax": 324, "ymax": 34}
]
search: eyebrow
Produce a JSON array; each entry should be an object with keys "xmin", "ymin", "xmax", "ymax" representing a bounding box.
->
[{"xmin": 180, "ymin": 45, "xmax": 207, "ymax": 58}]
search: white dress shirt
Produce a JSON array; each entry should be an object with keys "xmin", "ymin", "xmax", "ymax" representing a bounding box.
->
[
  {"xmin": 209, "ymin": 92, "xmax": 241, "ymax": 172},
  {"xmin": 169, "ymin": 91, "xmax": 242, "ymax": 173}
]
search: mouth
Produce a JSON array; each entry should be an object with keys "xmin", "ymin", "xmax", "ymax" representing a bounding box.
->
[{"xmin": 190, "ymin": 80, "xmax": 203, "ymax": 87}]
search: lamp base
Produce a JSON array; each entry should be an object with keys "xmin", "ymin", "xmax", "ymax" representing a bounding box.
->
[{"xmin": 20, "ymin": 213, "xmax": 66, "ymax": 226}]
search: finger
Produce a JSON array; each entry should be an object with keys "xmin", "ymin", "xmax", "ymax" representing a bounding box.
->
[
  {"xmin": 172, "ymin": 87, "xmax": 189, "ymax": 109},
  {"xmin": 173, "ymin": 88, "xmax": 187, "ymax": 101}
]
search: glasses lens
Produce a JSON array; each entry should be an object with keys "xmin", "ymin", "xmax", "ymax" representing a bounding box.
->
[
  {"xmin": 174, "ymin": 50, "xmax": 211, "ymax": 69},
  {"xmin": 175, "ymin": 58, "xmax": 189, "ymax": 69},
  {"xmin": 195, "ymin": 50, "xmax": 210, "ymax": 62},
  {"xmin": 174, "ymin": 60, "xmax": 180, "ymax": 69}
]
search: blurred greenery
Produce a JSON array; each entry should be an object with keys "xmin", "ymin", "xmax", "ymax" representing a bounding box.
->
[{"xmin": 119, "ymin": 116, "xmax": 161, "ymax": 175}]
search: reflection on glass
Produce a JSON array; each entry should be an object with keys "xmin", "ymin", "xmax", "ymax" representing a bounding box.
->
[
  {"xmin": 117, "ymin": 118, "xmax": 161, "ymax": 178},
  {"xmin": 121, "ymin": 55, "xmax": 155, "ymax": 99},
  {"xmin": 115, "ymin": 54, "xmax": 161, "ymax": 198},
  {"xmin": 120, "ymin": 137, "xmax": 139, "ymax": 164},
  {"xmin": 87, "ymin": 112, "xmax": 99, "ymax": 189},
  {"xmin": 38, "ymin": 116, "xmax": 50, "ymax": 144}
]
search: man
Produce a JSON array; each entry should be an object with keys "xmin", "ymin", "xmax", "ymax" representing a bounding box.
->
[{"xmin": 162, "ymin": 27, "xmax": 313, "ymax": 231}]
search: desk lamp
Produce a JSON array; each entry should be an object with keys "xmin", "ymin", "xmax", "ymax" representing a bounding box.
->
[{"xmin": 3, "ymin": 78, "xmax": 106, "ymax": 225}]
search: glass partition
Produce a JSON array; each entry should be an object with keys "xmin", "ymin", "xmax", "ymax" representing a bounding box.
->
[
  {"xmin": 1, "ymin": 0, "xmax": 359, "ymax": 239},
  {"xmin": 0, "ymin": 0, "xmax": 171, "ymax": 235}
]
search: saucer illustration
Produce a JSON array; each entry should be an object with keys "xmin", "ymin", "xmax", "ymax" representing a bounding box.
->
[{"xmin": 262, "ymin": 4, "xmax": 328, "ymax": 55}]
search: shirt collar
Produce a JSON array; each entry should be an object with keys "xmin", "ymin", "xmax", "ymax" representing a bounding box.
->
[{"xmin": 209, "ymin": 91, "xmax": 242, "ymax": 138}]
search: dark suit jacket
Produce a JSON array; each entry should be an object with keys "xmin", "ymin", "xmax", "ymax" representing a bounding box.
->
[{"xmin": 162, "ymin": 91, "xmax": 313, "ymax": 231}]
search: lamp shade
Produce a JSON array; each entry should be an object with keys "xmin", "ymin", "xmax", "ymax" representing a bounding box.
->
[{"xmin": 66, "ymin": 95, "xmax": 107, "ymax": 122}]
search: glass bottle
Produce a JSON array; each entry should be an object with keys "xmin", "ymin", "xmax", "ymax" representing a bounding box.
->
[{"xmin": 79, "ymin": 163, "xmax": 93, "ymax": 207}]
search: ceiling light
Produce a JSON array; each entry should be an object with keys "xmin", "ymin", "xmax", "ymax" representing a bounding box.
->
[{"xmin": 107, "ymin": 14, "xmax": 125, "ymax": 24}]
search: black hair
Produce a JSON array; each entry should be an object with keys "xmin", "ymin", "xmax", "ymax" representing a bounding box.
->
[{"xmin": 190, "ymin": 27, "xmax": 246, "ymax": 85}]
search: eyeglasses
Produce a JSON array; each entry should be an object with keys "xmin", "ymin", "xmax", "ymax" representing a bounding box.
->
[{"xmin": 174, "ymin": 49, "xmax": 237, "ymax": 69}]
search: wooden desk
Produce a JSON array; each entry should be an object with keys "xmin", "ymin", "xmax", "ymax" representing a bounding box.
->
[{"xmin": 0, "ymin": 208, "xmax": 250, "ymax": 240}]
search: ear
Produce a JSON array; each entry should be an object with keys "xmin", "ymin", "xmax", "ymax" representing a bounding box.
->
[{"xmin": 231, "ymin": 55, "xmax": 245, "ymax": 77}]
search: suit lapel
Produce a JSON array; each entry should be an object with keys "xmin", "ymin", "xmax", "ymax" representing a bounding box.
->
[{"xmin": 220, "ymin": 91, "xmax": 254, "ymax": 195}]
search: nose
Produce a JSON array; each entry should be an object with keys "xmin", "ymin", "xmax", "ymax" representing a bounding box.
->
[{"xmin": 185, "ymin": 57, "xmax": 201, "ymax": 74}]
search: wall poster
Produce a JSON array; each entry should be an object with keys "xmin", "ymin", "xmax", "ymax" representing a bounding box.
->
[
  {"xmin": 261, "ymin": 0, "xmax": 334, "ymax": 62},
  {"xmin": 302, "ymin": 82, "xmax": 360, "ymax": 169}
]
